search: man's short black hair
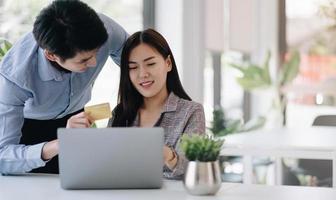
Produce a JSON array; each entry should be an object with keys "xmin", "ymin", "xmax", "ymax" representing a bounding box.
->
[{"xmin": 33, "ymin": 0, "xmax": 108, "ymax": 60}]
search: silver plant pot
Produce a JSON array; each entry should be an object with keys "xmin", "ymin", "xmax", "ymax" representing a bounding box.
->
[{"xmin": 183, "ymin": 160, "xmax": 222, "ymax": 195}]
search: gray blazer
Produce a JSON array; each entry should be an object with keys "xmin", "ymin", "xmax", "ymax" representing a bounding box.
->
[{"xmin": 108, "ymin": 92, "xmax": 206, "ymax": 179}]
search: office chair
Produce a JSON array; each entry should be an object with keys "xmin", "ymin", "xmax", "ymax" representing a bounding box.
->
[{"xmin": 312, "ymin": 115, "xmax": 336, "ymax": 126}]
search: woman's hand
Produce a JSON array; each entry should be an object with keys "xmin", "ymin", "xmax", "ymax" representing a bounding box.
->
[
  {"xmin": 163, "ymin": 145, "xmax": 177, "ymax": 170},
  {"xmin": 66, "ymin": 112, "xmax": 93, "ymax": 128}
]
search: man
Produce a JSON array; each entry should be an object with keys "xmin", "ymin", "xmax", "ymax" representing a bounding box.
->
[{"xmin": 0, "ymin": 0, "xmax": 128, "ymax": 174}]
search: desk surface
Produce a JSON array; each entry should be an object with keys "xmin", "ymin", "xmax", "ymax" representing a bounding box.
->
[
  {"xmin": 222, "ymin": 127, "xmax": 336, "ymax": 151},
  {"xmin": 1, "ymin": 174, "xmax": 336, "ymax": 200},
  {"xmin": 220, "ymin": 126, "xmax": 336, "ymax": 186}
]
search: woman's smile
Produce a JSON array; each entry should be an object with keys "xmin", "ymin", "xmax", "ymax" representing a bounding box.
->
[{"xmin": 139, "ymin": 80, "xmax": 155, "ymax": 89}]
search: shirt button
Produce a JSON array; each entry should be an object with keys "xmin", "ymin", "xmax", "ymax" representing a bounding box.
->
[{"xmin": 71, "ymin": 92, "xmax": 74, "ymax": 96}]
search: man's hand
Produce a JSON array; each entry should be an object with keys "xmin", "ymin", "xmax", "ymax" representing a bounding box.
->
[
  {"xmin": 41, "ymin": 139, "xmax": 59, "ymax": 161},
  {"xmin": 66, "ymin": 112, "xmax": 93, "ymax": 128}
]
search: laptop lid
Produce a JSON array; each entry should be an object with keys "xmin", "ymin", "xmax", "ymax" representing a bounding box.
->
[{"xmin": 57, "ymin": 127, "xmax": 164, "ymax": 189}]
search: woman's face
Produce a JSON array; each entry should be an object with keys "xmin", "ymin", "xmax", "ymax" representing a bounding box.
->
[{"xmin": 128, "ymin": 43, "xmax": 172, "ymax": 99}]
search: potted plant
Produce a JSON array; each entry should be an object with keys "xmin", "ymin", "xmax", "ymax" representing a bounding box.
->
[
  {"xmin": 180, "ymin": 134, "xmax": 224, "ymax": 195},
  {"xmin": 229, "ymin": 51, "xmax": 300, "ymax": 127}
]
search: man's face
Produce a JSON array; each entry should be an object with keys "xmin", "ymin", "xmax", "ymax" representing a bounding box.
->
[{"xmin": 45, "ymin": 48, "xmax": 99, "ymax": 73}]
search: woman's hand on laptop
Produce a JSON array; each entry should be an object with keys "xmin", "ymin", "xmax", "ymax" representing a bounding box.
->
[
  {"xmin": 66, "ymin": 112, "xmax": 93, "ymax": 128},
  {"xmin": 163, "ymin": 145, "xmax": 178, "ymax": 170}
]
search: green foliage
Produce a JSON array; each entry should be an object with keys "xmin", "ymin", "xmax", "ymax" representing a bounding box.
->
[
  {"xmin": 215, "ymin": 119, "xmax": 242, "ymax": 137},
  {"xmin": 228, "ymin": 51, "xmax": 300, "ymax": 126},
  {"xmin": 229, "ymin": 51, "xmax": 272, "ymax": 90},
  {"xmin": 210, "ymin": 107, "xmax": 266, "ymax": 137},
  {"xmin": 319, "ymin": 0, "xmax": 336, "ymax": 24},
  {"xmin": 242, "ymin": 116, "xmax": 267, "ymax": 132},
  {"xmin": 278, "ymin": 51, "xmax": 300, "ymax": 87},
  {"xmin": 0, "ymin": 39, "xmax": 12, "ymax": 61},
  {"xmin": 229, "ymin": 51, "xmax": 300, "ymax": 91},
  {"xmin": 209, "ymin": 108, "xmax": 226, "ymax": 135},
  {"xmin": 214, "ymin": 116, "xmax": 266, "ymax": 137},
  {"xmin": 90, "ymin": 122, "xmax": 97, "ymax": 128},
  {"xmin": 180, "ymin": 134, "xmax": 224, "ymax": 162}
]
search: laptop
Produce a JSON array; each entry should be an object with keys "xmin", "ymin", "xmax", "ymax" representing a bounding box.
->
[{"xmin": 57, "ymin": 127, "xmax": 164, "ymax": 190}]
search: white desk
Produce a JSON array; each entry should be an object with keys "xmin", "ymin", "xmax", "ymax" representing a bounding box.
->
[
  {"xmin": 220, "ymin": 127, "xmax": 336, "ymax": 186},
  {"xmin": 1, "ymin": 174, "xmax": 336, "ymax": 200}
]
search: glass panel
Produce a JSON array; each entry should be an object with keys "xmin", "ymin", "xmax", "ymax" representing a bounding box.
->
[
  {"xmin": 285, "ymin": 0, "xmax": 333, "ymax": 188},
  {"xmin": 286, "ymin": 0, "xmax": 336, "ymax": 128},
  {"xmin": 282, "ymin": 158, "xmax": 332, "ymax": 187}
]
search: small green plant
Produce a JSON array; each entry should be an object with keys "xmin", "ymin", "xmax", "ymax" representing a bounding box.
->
[
  {"xmin": 180, "ymin": 134, "xmax": 224, "ymax": 162},
  {"xmin": 0, "ymin": 39, "xmax": 12, "ymax": 61}
]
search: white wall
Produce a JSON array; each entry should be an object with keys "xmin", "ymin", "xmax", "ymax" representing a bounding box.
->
[
  {"xmin": 156, "ymin": 0, "xmax": 205, "ymax": 104},
  {"xmin": 155, "ymin": 0, "xmax": 183, "ymax": 80}
]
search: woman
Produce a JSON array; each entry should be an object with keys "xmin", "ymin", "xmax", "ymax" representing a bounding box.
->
[
  {"xmin": 68, "ymin": 29, "xmax": 205, "ymax": 179},
  {"xmin": 109, "ymin": 29, "xmax": 205, "ymax": 179}
]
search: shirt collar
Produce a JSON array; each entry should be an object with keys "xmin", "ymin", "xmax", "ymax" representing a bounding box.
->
[
  {"xmin": 132, "ymin": 92, "xmax": 179, "ymax": 126},
  {"xmin": 37, "ymin": 48, "xmax": 64, "ymax": 81},
  {"xmin": 162, "ymin": 92, "xmax": 179, "ymax": 113}
]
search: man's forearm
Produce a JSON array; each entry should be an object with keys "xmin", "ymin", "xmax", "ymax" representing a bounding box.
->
[{"xmin": 0, "ymin": 143, "xmax": 47, "ymax": 174}]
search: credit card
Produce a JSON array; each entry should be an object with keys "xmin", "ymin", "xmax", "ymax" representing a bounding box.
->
[{"xmin": 84, "ymin": 103, "xmax": 112, "ymax": 121}]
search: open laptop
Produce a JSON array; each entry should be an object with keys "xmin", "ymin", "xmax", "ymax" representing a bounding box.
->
[{"xmin": 57, "ymin": 127, "xmax": 164, "ymax": 190}]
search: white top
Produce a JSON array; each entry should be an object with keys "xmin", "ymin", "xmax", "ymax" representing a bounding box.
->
[{"xmin": 1, "ymin": 174, "xmax": 336, "ymax": 200}]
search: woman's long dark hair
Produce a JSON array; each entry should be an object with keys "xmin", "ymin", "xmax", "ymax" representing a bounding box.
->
[{"xmin": 112, "ymin": 28, "xmax": 191, "ymax": 127}]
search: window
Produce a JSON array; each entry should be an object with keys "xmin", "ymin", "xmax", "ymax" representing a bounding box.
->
[
  {"xmin": 82, "ymin": 0, "xmax": 143, "ymax": 108},
  {"xmin": 286, "ymin": 0, "xmax": 336, "ymax": 127}
]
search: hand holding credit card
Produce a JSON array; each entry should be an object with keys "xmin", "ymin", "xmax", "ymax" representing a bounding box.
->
[{"xmin": 84, "ymin": 103, "xmax": 112, "ymax": 121}]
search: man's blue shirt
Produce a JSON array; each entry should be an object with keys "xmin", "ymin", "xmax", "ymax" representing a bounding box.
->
[{"xmin": 0, "ymin": 14, "xmax": 128, "ymax": 173}]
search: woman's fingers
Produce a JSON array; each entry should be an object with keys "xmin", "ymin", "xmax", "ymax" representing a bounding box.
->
[{"xmin": 84, "ymin": 112, "xmax": 95, "ymax": 124}]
